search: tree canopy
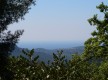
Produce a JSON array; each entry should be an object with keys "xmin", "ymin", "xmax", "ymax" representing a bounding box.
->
[
  {"xmin": 83, "ymin": 2, "xmax": 108, "ymax": 61},
  {"xmin": 0, "ymin": 0, "xmax": 35, "ymax": 31},
  {"xmin": 0, "ymin": 0, "xmax": 36, "ymax": 79},
  {"xmin": 1, "ymin": 1, "xmax": 108, "ymax": 80}
]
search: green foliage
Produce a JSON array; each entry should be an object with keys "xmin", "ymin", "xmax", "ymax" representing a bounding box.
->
[
  {"xmin": 83, "ymin": 2, "xmax": 108, "ymax": 60},
  {"xmin": 7, "ymin": 49, "xmax": 108, "ymax": 80},
  {"xmin": 3, "ymin": 2, "xmax": 108, "ymax": 80},
  {"xmin": 7, "ymin": 49, "xmax": 98, "ymax": 80},
  {"xmin": 8, "ymin": 49, "xmax": 40, "ymax": 80},
  {"xmin": 0, "ymin": 0, "xmax": 36, "ymax": 79},
  {"xmin": 98, "ymin": 61, "xmax": 108, "ymax": 80}
]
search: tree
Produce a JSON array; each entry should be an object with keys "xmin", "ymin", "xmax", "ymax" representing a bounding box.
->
[
  {"xmin": 82, "ymin": 2, "xmax": 108, "ymax": 61},
  {"xmin": 8, "ymin": 49, "xmax": 98, "ymax": 80},
  {"xmin": 6, "ymin": 2, "xmax": 108, "ymax": 80},
  {"xmin": 0, "ymin": 0, "xmax": 36, "ymax": 79}
]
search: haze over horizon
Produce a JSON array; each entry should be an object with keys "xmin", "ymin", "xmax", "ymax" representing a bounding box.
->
[
  {"xmin": 8, "ymin": 0, "xmax": 108, "ymax": 47},
  {"xmin": 17, "ymin": 41, "xmax": 84, "ymax": 49}
]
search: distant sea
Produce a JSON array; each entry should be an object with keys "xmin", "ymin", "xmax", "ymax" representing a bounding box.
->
[{"xmin": 17, "ymin": 41, "xmax": 84, "ymax": 49}]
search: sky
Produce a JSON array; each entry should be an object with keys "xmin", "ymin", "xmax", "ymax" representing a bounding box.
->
[{"xmin": 8, "ymin": 0, "xmax": 107, "ymax": 44}]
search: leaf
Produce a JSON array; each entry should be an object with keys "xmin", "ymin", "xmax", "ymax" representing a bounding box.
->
[
  {"xmin": 22, "ymin": 49, "xmax": 28, "ymax": 56},
  {"xmin": 29, "ymin": 49, "xmax": 34, "ymax": 56},
  {"xmin": 53, "ymin": 53, "xmax": 59, "ymax": 60},
  {"xmin": 34, "ymin": 55, "xmax": 39, "ymax": 61}
]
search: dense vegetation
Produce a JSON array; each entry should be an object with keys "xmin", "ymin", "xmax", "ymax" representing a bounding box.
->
[
  {"xmin": 0, "ymin": 1, "xmax": 108, "ymax": 80},
  {"xmin": 0, "ymin": 0, "xmax": 35, "ymax": 79}
]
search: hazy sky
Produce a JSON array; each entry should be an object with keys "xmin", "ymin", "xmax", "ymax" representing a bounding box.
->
[{"xmin": 8, "ymin": 0, "xmax": 107, "ymax": 43}]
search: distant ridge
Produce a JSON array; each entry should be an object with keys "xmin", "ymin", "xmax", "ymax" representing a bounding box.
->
[{"xmin": 12, "ymin": 46, "xmax": 84, "ymax": 63}]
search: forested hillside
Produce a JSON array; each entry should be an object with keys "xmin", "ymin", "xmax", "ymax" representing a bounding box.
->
[{"xmin": 12, "ymin": 46, "xmax": 84, "ymax": 63}]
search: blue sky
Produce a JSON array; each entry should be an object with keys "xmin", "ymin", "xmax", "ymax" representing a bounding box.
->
[{"xmin": 8, "ymin": 0, "xmax": 107, "ymax": 43}]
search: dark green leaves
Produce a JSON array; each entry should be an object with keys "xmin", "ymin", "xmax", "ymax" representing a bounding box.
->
[
  {"xmin": 96, "ymin": 2, "xmax": 108, "ymax": 12},
  {"xmin": 84, "ymin": 2, "xmax": 108, "ymax": 60}
]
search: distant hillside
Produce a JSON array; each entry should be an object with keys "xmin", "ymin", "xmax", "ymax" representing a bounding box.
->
[{"xmin": 12, "ymin": 46, "xmax": 84, "ymax": 63}]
